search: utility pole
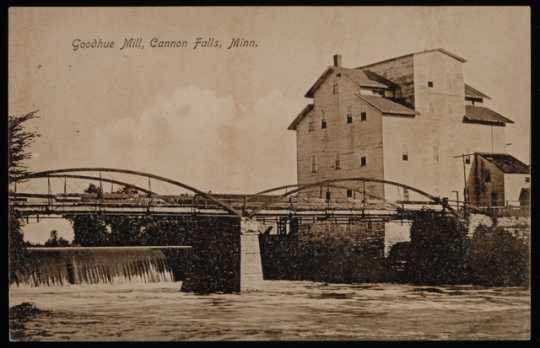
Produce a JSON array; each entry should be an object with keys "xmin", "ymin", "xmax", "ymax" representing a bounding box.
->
[
  {"xmin": 454, "ymin": 153, "xmax": 473, "ymax": 217},
  {"xmin": 451, "ymin": 190, "xmax": 460, "ymax": 211}
]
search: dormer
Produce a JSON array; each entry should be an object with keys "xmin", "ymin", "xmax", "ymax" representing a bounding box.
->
[{"xmin": 304, "ymin": 54, "xmax": 396, "ymax": 99}]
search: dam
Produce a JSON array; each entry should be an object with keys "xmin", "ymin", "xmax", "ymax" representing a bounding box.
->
[{"xmin": 11, "ymin": 246, "xmax": 192, "ymax": 288}]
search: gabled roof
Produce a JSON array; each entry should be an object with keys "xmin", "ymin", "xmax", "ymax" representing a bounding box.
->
[
  {"xmin": 356, "ymin": 48, "xmax": 466, "ymax": 69},
  {"xmin": 305, "ymin": 66, "xmax": 390, "ymax": 98},
  {"xmin": 465, "ymin": 84, "xmax": 491, "ymax": 100},
  {"xmin": 463, "ymin": 106, "xmax": 514, "ymax": 127},
  {"xmin": 288, "ymin": 104, "xmax": 314, "ymax": 130},
  {"xmin": 358, "ymin": 95, "xmax": 417, "ymax": 116},
  {"xmin": 477, "ymin": 153, "xmax": 529, "ymax": 174}
]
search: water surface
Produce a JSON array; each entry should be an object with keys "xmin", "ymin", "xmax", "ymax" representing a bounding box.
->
[{"xmin": 9, "ymin": 281, "xmax": 530, "ymax": 341}]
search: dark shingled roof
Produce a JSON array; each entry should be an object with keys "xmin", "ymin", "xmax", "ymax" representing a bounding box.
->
[
  {"xmin": 477, "ymin": 153, "xmax": 530, "ymax": 174},
  {"xmin": 463, "ymin": 105, "xmax": 514, "ymax": 126},
  {"xmin": 288, "ymin": 104, "xmax": 314, "ymax": 130},
  {"xmin": 305, "ymin": 67, "xmax": 390, "ymax": 98},
  {"xmin": 465, "ymin": 84, "xmax": 491, "ymax": 100},
  {"xmin": 356, "ymin": 48, "xmax": 467, "ymax": 69},
  {"xmin": 358, "ymin": 95, "xmax": 416, "ymax": 116}
]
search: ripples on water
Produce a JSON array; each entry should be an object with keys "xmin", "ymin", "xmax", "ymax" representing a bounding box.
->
[{"xmin": 9, "ymin": 281, "xmax": 530, "ymax": 341}]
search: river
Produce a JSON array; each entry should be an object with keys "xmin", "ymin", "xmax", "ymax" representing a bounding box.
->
[{"xmin": 9, "ymin": 280, "xmax": 530, "ymax": 341}]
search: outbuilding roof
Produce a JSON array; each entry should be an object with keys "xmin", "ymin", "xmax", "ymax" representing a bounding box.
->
[
  {"xmin": 463, "ymin": 105, "xmax": 514, "ymax": 126},
  {"xmin": 465, "ymin": 84, "xmax": 491, "ymax": 100},
  {"xmin": 477, "ymin": 153, "xmax": 529, "ymax": 174}
]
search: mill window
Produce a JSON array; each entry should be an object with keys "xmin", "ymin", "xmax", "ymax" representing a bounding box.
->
[
  {"xmin": 311, "ymin": 156, "xmax": 317, "ymax": 173},
  {"xmin": 360, "ymin": 156, "xmax": 367, "ymax": 167},
  {"xmin": 428, "ymin": 81, "xmax": 434, "ymax": 88},
  {"xmin": 485, "ymin": 171, "xmax": 491, "ymax": 183},
  {"xmin": 402, "ymin": 145, "xmax": 409, "ymax": 161},
  {"xmin": 321, "ymin": 119, "xmax": 327, "ymax": 129},
  {"xmin": 333, "ymin": 81, "xmax": 339, "ymax": 95},
  {"xmin": 308, "ymin": 117, "xmax": 314, "ymax": 132},
  {"xmin": 491, "ymin": 192, "xmax": 498, "ymax": 207},
  {"xmin": 360, "ymin": 112, "xmax": 367, "ymax": 122},
  {"xmin": 335, "ymin": 153, "xmax": 341, "ymax": 170},
  {"xmin": 347, "ymin": 189, "xmax": 353, "ymax": 198},
  {"xmin": 525, "ymin": 177, "xmax": 530, "ymax": 183},
  {"xmin": 347, "ymin": 106, "xmax": 353, "ymax": 124}
]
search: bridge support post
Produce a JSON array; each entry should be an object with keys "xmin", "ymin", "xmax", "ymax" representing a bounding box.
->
[
  {"xmin": 180, "ymin": 216, "xmax": 265, "ymax": 294},
  {"xmin": 240, "ymin": 217, "xmax": 264, "ymax": 291}
]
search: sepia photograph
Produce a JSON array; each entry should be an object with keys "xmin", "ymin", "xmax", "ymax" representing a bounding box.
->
[{"xmin": 8, "ymin": 6, "xmax": 531, "ymax": 341}]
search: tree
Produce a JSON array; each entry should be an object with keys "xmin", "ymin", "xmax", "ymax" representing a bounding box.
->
[
  {"xmin": 114, "ymin": 185, "xmax": 139, "ymax": 195},
  {"xmin": 8, "ymin": 111, "xmax": 40, "ymax": 284},
  {"xmin": 84, "ymin": 183, "xmax": 103, "ymax": 195},
  {"xmin": 8, "ymin": 210, "xmax": 29, "ymax": 284},
  {"xmin": 70, "ymin": 215, "xmax": 110, "ymax": 246},
  {"xmin": 44, "ymin": 230, "xmax": 69, "ymax": 246},
  {"xmin": 8, "ymin": 110, "xmax": 40, "ymax": 181}
]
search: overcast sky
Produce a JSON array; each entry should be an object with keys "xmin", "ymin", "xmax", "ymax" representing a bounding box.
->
[{"xmin": 9, "ymin": 6, "xmax": 530, "ymax": 242}]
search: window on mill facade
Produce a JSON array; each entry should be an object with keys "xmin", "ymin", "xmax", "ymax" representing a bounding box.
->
[
  {"xmin": 333, "ymin": 81, "xmax": 339, "ymax": 95},
  {"xmin": 335, "ymin": 153, "xmax": 341, "ymax": 170},
  {"xmin": 402, "ymin": 144, "xmax": 409, "ymax": 161},
  {"xmin": 321, "ymin": 119, "xmax": 327, "ymax": 129},
  {"xmin": 360, "ymin": 156, "xmax": 367, "ymax": 167},
  {"xmin": 308, "ymin": 117, "xmax": 314, "ymax": 132},
  {"xmin": 311, "ymin": 155, "xmax": 317, "ymax": 173}
]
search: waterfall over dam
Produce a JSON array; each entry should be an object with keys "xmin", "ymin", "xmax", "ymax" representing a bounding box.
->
[{"xmin": 11, "ymin": 246, "xmax": 192, "ymax": 287}]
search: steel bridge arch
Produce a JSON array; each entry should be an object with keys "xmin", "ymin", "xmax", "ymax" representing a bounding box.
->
[
  {"xmin": 11, "ymin": 173, "xmax": 158, "ymax": 197},
  {"xmin": 246, "ymin": 177, "xmax": 456, "ymax": 218},
  {"xmin": 248, "ymin": 182, "xmax": 402, "ymax": 210},
  {"xmin": 13, "ymin": 168, "xmax": 242, "ymax": 217}
]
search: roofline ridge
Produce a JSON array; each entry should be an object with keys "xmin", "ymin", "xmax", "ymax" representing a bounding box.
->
[{"xmin": 355, "ymin": 48, "xmax": 466, "ymax": 70}]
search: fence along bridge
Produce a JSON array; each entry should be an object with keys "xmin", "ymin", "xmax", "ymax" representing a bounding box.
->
[{"xmin": 9, "ymin": 168, "xmax": 459, "ymax": 222}]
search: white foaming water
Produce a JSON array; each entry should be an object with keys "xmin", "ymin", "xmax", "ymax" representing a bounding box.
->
[{"xmin": 11, "ymin": 247, "xmax": 176, "ymax": 288}]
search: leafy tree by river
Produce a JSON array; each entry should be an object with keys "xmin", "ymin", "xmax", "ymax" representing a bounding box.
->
[
  {"xmin": 8, "ymin": 110, "xmax": 40, "ymax": 181},
  {"xmin": 8, "ymin": 111, "xmax": 40, "ymax": 284}
]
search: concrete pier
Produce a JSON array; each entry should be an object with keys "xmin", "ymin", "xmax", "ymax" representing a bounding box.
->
[
  {"xmin": 181, "ymin": 216, "xmax": 265, "ymax": 293},
  {"xmin": 240, "ymin": 218, "xmax": 264, "ymax": 291}
]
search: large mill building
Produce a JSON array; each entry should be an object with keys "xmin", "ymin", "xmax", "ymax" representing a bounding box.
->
[{"xmin": 288, "ymin": 48, "xmax": 529, "ymax": 207}]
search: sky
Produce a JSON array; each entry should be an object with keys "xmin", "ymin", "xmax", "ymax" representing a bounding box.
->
[{"xmin": 9, "ymin": 7, "xmax": 530, "ymax": 242}]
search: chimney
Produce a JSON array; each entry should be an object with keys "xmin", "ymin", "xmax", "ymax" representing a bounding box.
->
[{"xmin": 333, "ymin": 54, "xmax": 342, "ymax": 67}]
